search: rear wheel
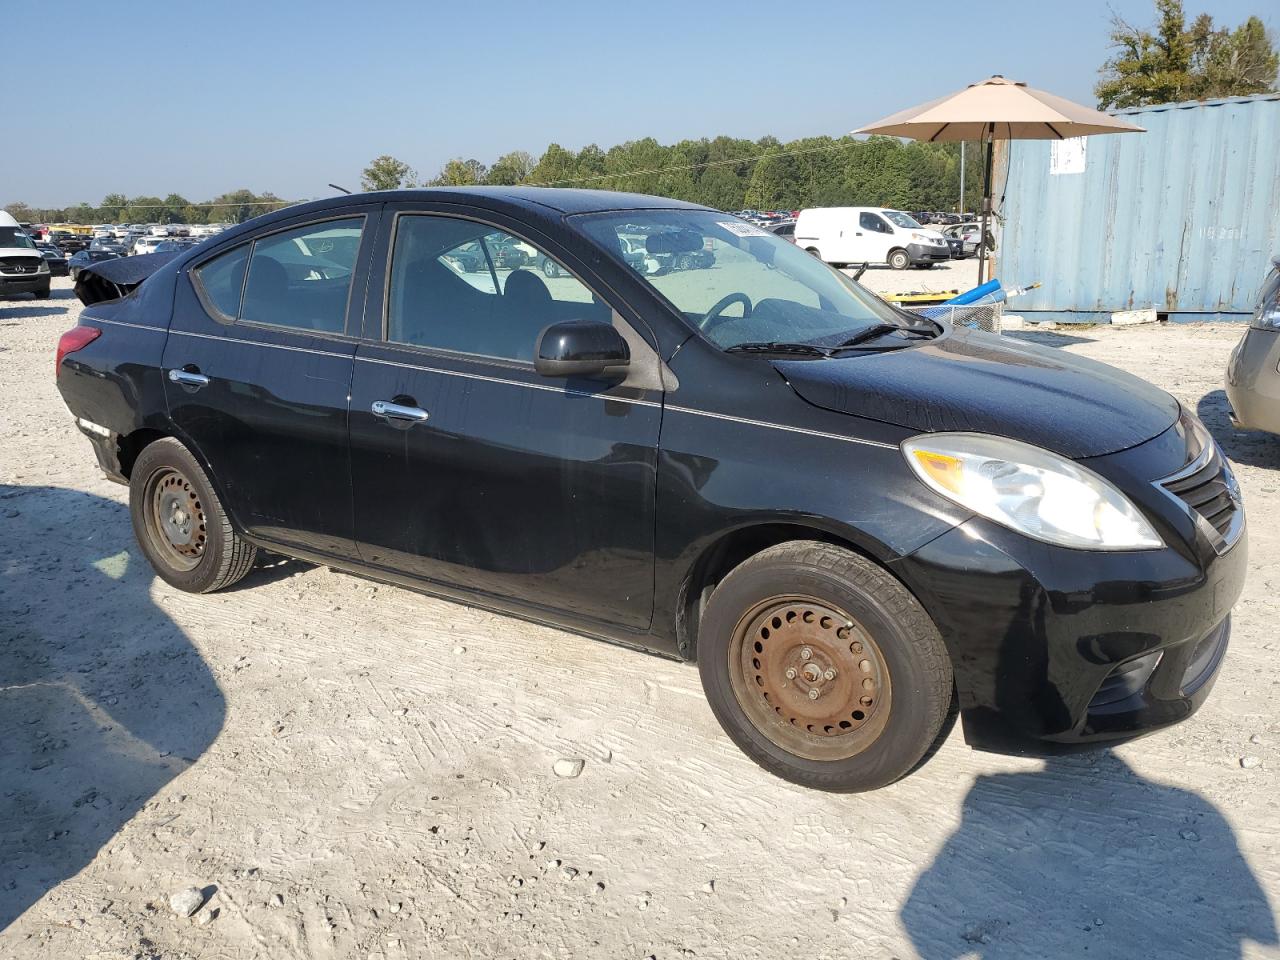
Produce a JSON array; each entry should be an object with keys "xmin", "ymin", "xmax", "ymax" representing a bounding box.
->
[
  {"xmin": 805, "ymin": 247, "xmax": 823, "ymax": 261},
  {"xmin": 887, "ymin": 249, "xmax": 910, "ymax": 270},
  {"xmin": 697, "ymin": 541, "xmax": 954, "ymax": 791},
  {"xmin": 541, "ymin": 257, "xmax": 561, "ymax": 278},
  {"xmin": 129, "ymin": 437, "xmax": 257, "ymax": 593}
]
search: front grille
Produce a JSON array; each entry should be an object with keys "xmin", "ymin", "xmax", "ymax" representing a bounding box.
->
[
  {"xmin": 1158, "ymin": 438, "xmax": 1243, "ymax": 549},
  {"xmin": 0, "ymin": 257, "xmax": 41, "ymax": 274}
]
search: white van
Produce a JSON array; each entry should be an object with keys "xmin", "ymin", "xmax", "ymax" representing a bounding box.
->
[
  {"xmin": 794, "ymin": 207, "xmax": 951, "ymax": 270},
  {"xmin": 0, "ymin": 210, "xmax": 51, "ymax": 299}
]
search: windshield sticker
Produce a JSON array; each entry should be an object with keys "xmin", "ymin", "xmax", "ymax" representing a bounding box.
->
[{"xmin": 717, "ymin": 220, "xmax": 770, "ymax": 238}]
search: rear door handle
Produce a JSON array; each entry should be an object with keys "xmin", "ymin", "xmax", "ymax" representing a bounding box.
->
[
  {"xmin": 168, "ymin": 369, "xmax": 210, "ymax": 388},
  {"xmin": 372, "ymin": 400, "xmax": 430, "ymax": 423}
]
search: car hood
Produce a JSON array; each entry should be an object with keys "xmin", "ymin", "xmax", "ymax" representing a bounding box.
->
[
  {"xmin": 0, "ymin": 246, "xmax": 44, "ymax": 259},
  {"xmin": 773, "ymin": 327, "xmax": 1180, "ymax": 459}
]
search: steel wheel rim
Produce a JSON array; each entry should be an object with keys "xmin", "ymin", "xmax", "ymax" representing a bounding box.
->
[
  {"xmin": 145, "ymin": 467, "xmax": 206, "ymax": 572},
  {"xmin": 727, "ymin": 595, "xmax": 892, "ymax": 761}
]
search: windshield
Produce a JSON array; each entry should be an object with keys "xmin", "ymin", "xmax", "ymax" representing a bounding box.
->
[
  {"xmin": 0, "ymin": 227, "xmax": 37, "ymax": 249},
  {"xmin": 572, "ymin": 209, "xmax": 911, "ymax": 349},
  {"xmin": 883, "ymin": 211, "xmax": 923, "ymax": 229}
]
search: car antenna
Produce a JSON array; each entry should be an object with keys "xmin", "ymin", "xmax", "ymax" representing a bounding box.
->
[
  {"xmin": 852, "ymin": 262, "xmax": 869, "ymax": 282},
  {"xmin": 328, "ymin": 183, "xmax": 352, "ymax": 195}
]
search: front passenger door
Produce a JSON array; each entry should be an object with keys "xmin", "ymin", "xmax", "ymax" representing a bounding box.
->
[{"xmin": 348, "ymin": 210, "xmax": 663, "ymax": 629}]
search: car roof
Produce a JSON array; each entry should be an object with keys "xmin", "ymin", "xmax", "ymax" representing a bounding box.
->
[{"xmin": 221, "ymin": 187, "xmax": 708, "ymax": 237}]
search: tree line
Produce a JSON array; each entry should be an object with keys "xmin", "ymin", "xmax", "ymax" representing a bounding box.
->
[
  {"xmin": 3, "ymin": 190, "xmax": 292, "ymax": 227},
  {"xmin": 362, "ymin": 135, "xmax": 987, "ymax": 213}
]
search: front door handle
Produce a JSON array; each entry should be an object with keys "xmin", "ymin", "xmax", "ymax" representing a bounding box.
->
[
  {"xmin": 168, "ymin": 368, "xmax": 210, "ymax": 388},
  {"xmin": 372, "ymin": 399, "xmax": 430, "ymax": 423}
]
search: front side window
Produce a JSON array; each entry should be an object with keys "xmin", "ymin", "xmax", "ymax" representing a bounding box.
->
[
  {"xmin": 574, "ymin": 210, "xmax": 913, "ymax": 350},
  {"xmin": 386, "ymin": 215, "xmax": 604, "ymax": 361}
]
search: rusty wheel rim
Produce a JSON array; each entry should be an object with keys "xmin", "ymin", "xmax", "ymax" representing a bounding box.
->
[
  {"xmin": 146, "ymin": 467, "xmax": 206, "ymax": 572},
  {"xmin": 727, "ymin": 596, "xmax": 892, "ymax": 761}
]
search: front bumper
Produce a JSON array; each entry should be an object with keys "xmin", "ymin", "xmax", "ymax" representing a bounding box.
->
[
  {"xmin": 906, "ymin": 241, "xmax": 950, "ymax": 264},
  {"xmin": 0, "ymin": 272, "xmax": 50, "ymax": 294},
  {"xmin": 889, "ymin": 491, "xmax": 1247, "ymax": 755},
  {"xmin": 1225, "ymin": 326, "xmax": 1280, "ymax": 434}
]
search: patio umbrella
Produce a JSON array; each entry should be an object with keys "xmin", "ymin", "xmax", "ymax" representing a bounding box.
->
[{"xmin": 856, "ymin": 76, "xmax": 1144, "ymax": 283}]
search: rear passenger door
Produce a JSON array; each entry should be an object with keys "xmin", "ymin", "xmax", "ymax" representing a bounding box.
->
[
  {"xmin": 163, "ymin": 206, "xmax": 380, "ymax": 558},
  {"xmin": 347, "ymin": 207, "xmax": 663, "ymax": 629}
]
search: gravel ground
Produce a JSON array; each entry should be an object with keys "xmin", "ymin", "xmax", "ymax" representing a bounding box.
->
[{"xmin": 2, "ymin": 278, "xmax": 1278, "ymax": 959}]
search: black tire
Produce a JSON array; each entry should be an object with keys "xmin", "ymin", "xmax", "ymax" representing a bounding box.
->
[
  {"xmin": 541, "ymin": 257, "xmax": 561, "ymax": 279},
  {"xmin": 887, "ymin": 249, "xmax": 910, "ymax": 270},
  {"xmin": 697, "ymin": 541, "xmax": 953, "ymax": 792},
  {"xmin": 129, "ymin": 437, "xmax": 257, "ymax": 593},
  {"xmin": 36, "ymin": 282, "xmax": 51, "ymax": 299},
  {"xmin": 805, "ymin": 246, "xmax": 823, "ymax": 261}
]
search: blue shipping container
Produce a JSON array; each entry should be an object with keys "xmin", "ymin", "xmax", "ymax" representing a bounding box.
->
[{"xmin": 1001, "ymin": 94, "xmax": 1280, "ymax": 323}]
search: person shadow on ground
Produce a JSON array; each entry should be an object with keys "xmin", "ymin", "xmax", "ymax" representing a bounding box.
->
[
  {"xmin": 900, "ymin": 750, "xmax": 1277, "ymax": 958},
  {"xmin": 0, "ymin": 483, "xmax": 226, "ymax": 931}
]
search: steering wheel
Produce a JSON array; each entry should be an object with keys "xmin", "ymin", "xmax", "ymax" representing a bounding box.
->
[{"xmin": 699, "ymin": 292, "xmax": 752, "ymax": 332}]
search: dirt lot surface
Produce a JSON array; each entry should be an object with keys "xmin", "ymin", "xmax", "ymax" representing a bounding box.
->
[{"xmin": 2, "ymin": 279, "xmax": 1278, "ymax": 959}]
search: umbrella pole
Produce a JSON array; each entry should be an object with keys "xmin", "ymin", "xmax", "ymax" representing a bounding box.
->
[{"xmin": 978, "ymin": 122, "xmax": 993, "ymax": 285}]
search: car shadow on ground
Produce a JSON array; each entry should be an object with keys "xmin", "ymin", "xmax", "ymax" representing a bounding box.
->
[
  {"xmin": 0, "ymin": 305, "xmax": 69, "ymax": 320},
  {"xmin": 0, "ymin": 484, "xmax": 225, "ymax": 931},
  {"xmin": 225, "ymin": 552, "xmax": 312, "ymax": 592},
  {"xmin": 900, "ymin": 751, "xmax": 1277, "ymax": 958},
  {"xmin": 1003, "ymin": 328, "xmax": 1097, "ymax": 348},
  {"xmin": 1196, "ymin": 389, "xmax": 1280, "ymax": 469}
]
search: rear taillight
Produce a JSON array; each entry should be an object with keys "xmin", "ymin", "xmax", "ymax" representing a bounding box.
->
[{"xmin": 56, "ymin": 326, "xmax": 101, "ymax": 377}]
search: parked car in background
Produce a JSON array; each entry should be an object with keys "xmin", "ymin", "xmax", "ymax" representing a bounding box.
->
[
  {"xmin": 0, "ymin": 210, "xmax": 52, "ymax": 298},
  {"xmin": 49, "ymin": 230, "xmax": 89, "ymax": 254},
  {"xmin": 795, "ymin": 207, "xmax": 951, "ymax": 269},
  {"xmin": 90, "ymin": 238, "xmax": 127, "ymax": 256},
  {"xmin": 35, "ymin": 241, "xmax": 70, "ymax": 276},
  {"xmin": 68, "ymin": 248, "xmax": 122, "ymax": 281},
  {"xmin": 55, "ymin": 187, "xmax": 1245, "ymax": 793},
  {"xmin": 767, "ymin": 221, "xmax": 797, "ymax": 243},
  {"xmin": 132, "ymin": 235, "xmax": 173, "ymax": 257},
  {"xmin": 1225, "ymin": 256, "xmax": 1280, "ymax": 434},
  {"xmin": 942, "ymin": 222, "xmax": 981, "ymax": 258}
]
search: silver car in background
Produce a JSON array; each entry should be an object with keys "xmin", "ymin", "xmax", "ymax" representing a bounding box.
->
[{"xmin": 1226, "ymin": 256, "xmax": 1280, "ymax": 433}]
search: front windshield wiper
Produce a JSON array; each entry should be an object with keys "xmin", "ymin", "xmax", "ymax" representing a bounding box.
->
[
  {"xmin": 832, "ymin": 323, "xmax": 934, "ymax": 350},
  {"xmin": 724, "ymin": 341, "xmax": 832, "ymax": 357}
]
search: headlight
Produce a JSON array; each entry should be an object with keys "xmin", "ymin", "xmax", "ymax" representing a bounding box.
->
[
  {"xmin": 1250, "ymin": 282, "xmax": 1280, "ymax": 330},
  {"xmin": 37, "ymin": 260, "xmax": 49, "ymax": 273},
  {"xmin": 902, "ymin": 433, "xmax": 1163, "ymax": 550}
]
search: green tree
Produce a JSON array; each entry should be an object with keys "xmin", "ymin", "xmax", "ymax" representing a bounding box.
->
[
  {"xmin": 361, "ymin": 155, "xmax": 416, "ymax": 191},
  {"xmin": 485, "ymin": 150, "xmax": 534, "ymax": 185},
  {"xmin": 526, "ymin": 143, "xmax": 580, "ymax": 185},
  {"xmin": 1096, "ymin": 0, "xmax": 1278, "ymax": 108},
  {"xmin": 429, "ymin": 158, "xmax": 487, "ymax": 186}
]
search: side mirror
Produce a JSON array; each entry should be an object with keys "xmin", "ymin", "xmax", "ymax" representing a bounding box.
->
[{"xmin": 534, "ymin": 320, "xmax": 630, "ymax": 378}]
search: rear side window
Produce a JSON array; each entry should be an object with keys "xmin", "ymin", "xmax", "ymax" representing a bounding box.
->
[
  {"xmin": 192, "ymin": 243, "xmax": 248, "ymax": 320},
  {"xmin": 241, "ymin": 218, "xmax": 363, "ymax": 333},
  {"xmin": 192, "ymin": 217, "xmax": 364, "ymax": 333}
]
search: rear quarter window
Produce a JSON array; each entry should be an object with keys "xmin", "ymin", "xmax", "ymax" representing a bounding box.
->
[{"xmin": 192, "ymin": 243, "xmax": 249, "ymax": 321}]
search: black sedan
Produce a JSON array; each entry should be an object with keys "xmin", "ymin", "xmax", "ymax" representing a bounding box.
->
[
  {"xmin": 35, "ymin": 242, "xmax": 70, "ymax": 276},
  {"xmin": 54, "ymin": 188, "xmax": 1245, "ymax": 792},
  {"xmin": 67, "ymin": 248, "xmax": 122, "ymax": 281}
]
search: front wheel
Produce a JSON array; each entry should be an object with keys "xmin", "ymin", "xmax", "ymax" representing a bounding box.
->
[
  {"xmin": 887, "ymin": 249, "xmax": 910, "ymax": 270},
  {"xmin": 541, "ymin": 257, "xmax": 561, "ymax": 279},
  {"xmin": 129, "ymin": 437, "xmax": 257, "ymax": 593},
  {"xmin": 36, "ymin": 282, "xmax": 51, "ymax": 299},
  {"xmin": 697, "ymin": 541, "xmax": 954, "ymax": 791}
]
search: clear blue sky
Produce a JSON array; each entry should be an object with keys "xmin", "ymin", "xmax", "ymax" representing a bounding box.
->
[{"xmin": 4, "ymin": 0, "xmax": 1273, "ymax": 207}]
